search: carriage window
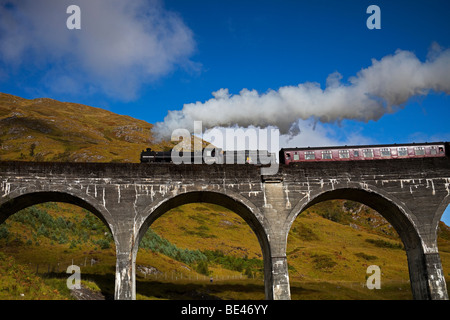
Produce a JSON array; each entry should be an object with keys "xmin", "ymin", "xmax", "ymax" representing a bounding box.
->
[
  {"xmin": 305, "ymin": 151, "xmax": 315, "ymax": 160},
  {"xmin": 430, "ymin": 147, "xmax": 437, "ymax": 155},
  {"xmin": 398, "ymin": 147, "xmax": 408, "ymax": 156},
  {"xmin": 293, "ymin": 153, "xmax": 300, "ymax": 161},
  {"xmin": 363, "ymin": 149, "xmax": 373, "ymax": 158},
  {"xmin": 321, "ymin": 151, "xmax": 332, "ymax": 159},
  {"xmin": 339, "ymin": 150, "xmax": 349, "ymax": 158},
  {"xmin": 414, "ymin": 147, "xmax": 425, "ymax": 156},
  {"xmin": 286, "ymin": 153, "xmax": 291, "ymax": 159},
  {"xmin": 380, "ymin": 148, "xmax": 391, "ymax": 157},
  {"xmin": 439, "ymin": 147, "xmax": 444, "ymax": 154},
  {"xmin": 353, "ymin": 150, "xmax": 359, "ymax": 157}
]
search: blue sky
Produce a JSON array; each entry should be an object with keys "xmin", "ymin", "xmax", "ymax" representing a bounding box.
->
[
  {"xmin": 1, "ymin": 0, "xmax": 450, "ymax": 223},
  {"xmin": 1, "ymin": 0, "xmax": 449, "ymax": 143}
]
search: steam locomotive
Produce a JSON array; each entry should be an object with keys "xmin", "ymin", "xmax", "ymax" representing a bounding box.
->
[
  {"xmin": 140, "ymin": 147, "xmax": 272, "ymax": 164},
  {"xmin": 140, "ymin": 142, "xmax": 449, "ymax": 164}
]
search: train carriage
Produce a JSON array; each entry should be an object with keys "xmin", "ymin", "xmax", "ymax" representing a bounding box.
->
[{"xmin": 279, "ymin": 142, "xmax": 448, "ymax": 165}]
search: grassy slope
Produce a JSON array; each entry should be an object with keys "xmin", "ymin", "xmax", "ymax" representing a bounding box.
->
[
  {"xmin": 1, "ymin": 92, "xmax": 450, "ymax": 300},
  {"xmin": 0, "ymin": 92, "xmax": 174, "ymax": 162},
  {"xmin": 0, "ymin": 252, "xmax": 69, "ymax": 300}
]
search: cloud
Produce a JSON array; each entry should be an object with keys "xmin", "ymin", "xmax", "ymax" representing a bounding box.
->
[
  {"xmin": 153, "ymin": 44, "xmax": 450, "ymax": 140},
  {"xmin": 279, "ymin": 119, "xmax": 373, "ymax": 149},
  {"xmin": 0, "ymin": 0, "xmax": 196, "ymax": 100},
  {"xmin": 196, "ymin": 119, "xmax": 372, "ymax": 154}
]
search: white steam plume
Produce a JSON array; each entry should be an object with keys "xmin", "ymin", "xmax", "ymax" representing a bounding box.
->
[{"xmin": 154, "ymin": 44, "xmax": 450, "ymax": 140}]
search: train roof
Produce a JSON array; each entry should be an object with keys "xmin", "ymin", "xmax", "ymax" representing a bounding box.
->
[{"xmin": 280, "ymin": 141, "xmax": 447, "ymax": 152}]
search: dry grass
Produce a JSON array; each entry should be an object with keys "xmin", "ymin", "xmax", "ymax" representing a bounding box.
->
[{"xmin": 0, "ymin": 92, "xmax": 174, "ymax": 163}]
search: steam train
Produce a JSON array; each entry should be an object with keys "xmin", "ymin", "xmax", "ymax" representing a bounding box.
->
[
  {"xmin": 140, "ymin": 142, "xmax": 449, "ymax": 164},
  {"xmin": 140, "ymin": 147, "xmax": 271, "ymax": 164}
]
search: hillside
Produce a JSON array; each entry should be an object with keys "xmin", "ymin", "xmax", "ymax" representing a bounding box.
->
[
  {"xmin": 1, "ymin": 92, "xmax": 450, "ymax": 300},
  {"xmin": 0, "ymin": 93, "xmax": 174, "ymax": 162}
]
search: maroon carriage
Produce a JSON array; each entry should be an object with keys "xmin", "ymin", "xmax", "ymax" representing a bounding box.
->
[{"xmin": 279, "ymin": 142, "xmax": 448, "ymax": 165}]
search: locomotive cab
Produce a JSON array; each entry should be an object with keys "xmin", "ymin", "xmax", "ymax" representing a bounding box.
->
[{"xmin": 140, "ymin": 148, "xmax": 156, "ymax": 163}]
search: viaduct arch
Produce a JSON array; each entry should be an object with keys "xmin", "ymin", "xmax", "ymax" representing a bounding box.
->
[
  {"xmin": 1, "ymin": 158, "xmax": 449, "ymax": 300},
  {"xmin": 284, "ymin": 185, "xmax": 434, "ymax": 299},
  {"xmin": 132, "ymin": 190, "xmax": 273, "ymax": 300}
]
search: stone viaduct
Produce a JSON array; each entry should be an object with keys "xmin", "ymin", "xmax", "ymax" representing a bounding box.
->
[{"xmin": 1, "ymin": 157, "xmax": 450, "ymax": 300}]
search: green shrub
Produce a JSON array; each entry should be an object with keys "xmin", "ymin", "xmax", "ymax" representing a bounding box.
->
[
  {"xmin": 69, "ymin": 239, "xmax": 78, "ymax": 249},
  {"xmin": 58, "ymin": 232, "xmax": 69, "ymax": 244},
  {"xmin": 319, "ymin": 209, "xmax": 344, "ymax": 223},
  {"xmin": 292, "ymin": 223, "xmax": 319, "ymax": 241},
  {"xmin": 99, "ymin": 239, "xmax": 110, "ymax": 249},
  {"xmin": 354, "ymin": 252, "xmax": 378, "ymax": 261},
  {"xmin": 202, "ymin": 250, "xmax": 263, "ymax": 277},
  {"xmin": 195, "ymin": 260, "xmax": 210, "ymax": 276},
  {"xmin": 365, "ymin": 238, "xmax": 403, "ymax": 250},
  {"xmin": 311, "ymin": 254, "xmax": 337, "ymax": 270},
  {"xmin": 139, "ymin": 228, "xmax": 206, "ymax": 265},
  {"xmin": 37, "ymin": 224, "xmax": 49, "ymax": 237},
  {"xmin": 0, "ymin": 224, "xmax": 9, "ymax": 239}
]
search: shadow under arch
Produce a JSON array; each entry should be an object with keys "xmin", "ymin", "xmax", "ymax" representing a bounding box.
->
[
  {"xmin": 286, "ymin": 186, "xmax": 429, "ymax": 299},
  {"xmin": 134, "ymin": 190, "xmax": 273, "ymax": 299}
]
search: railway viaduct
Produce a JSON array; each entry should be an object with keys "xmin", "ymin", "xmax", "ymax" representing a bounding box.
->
[{"xmin": 1, "ymin": 157, "xmax": 450, "ymax": 300}]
